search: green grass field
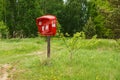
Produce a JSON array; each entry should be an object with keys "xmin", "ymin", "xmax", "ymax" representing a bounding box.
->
[{"xmin": 0, "ymin": 37, "xmax": 120, "ymax": 80}]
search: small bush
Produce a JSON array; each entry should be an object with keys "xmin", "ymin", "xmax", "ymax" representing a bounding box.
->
[
  {"xmin": 61, "ymin": 32, "xmax": 85, "ymax": 59},
  {"xmin": 83, "ymin": 17, "xmax": 96, "ymax": 39},
  {"xmin": 0, "ymin": 21, "xmax": 9, "ymax": 39}
]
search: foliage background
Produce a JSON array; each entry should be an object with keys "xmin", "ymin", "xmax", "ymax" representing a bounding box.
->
[{"xmin": 0, "ymin": 0, "xmax": 119, "ymax": 39}]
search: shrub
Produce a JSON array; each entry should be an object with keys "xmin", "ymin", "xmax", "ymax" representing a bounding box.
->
[
  {"xmin": 61, "ymin": 32, "xmax": 85, "ymax": 59},
  {"xmin": 0, "ymin": 21, "xmax": 9, "ymax": 38},
  {"xmin": 83, "ymin": 17, "xmax": 96, "ymax": 39}
]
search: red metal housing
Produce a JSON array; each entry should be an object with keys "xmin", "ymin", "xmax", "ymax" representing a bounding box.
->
[{"xmin": 36, "ymin": 15, "xmax": 57, "ymax": 36}]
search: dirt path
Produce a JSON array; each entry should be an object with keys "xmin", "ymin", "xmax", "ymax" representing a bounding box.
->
[
  {"xmin": 0, "ymin": 64, "xmax": 11, "ymax": 80},
  {"xmin": 0, "ymin": 51, "xmax": 44, "ymax": 80},
  {"xmin": 0, "ymin": 64, "xmax": 16, "ymax": 80}
]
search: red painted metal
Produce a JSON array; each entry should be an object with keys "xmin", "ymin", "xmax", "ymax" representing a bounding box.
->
[{"xmin": 36, "ymin": 15, "xmax": 57, "ymax": 36}]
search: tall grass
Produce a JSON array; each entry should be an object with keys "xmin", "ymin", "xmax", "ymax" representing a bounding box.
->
[{"xmin": 0, "ymin": 37, "xmax": 120, "ymax": 80}]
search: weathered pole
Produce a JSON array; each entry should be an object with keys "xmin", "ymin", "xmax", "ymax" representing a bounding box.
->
[{"xmin": 47, "ymin": 36, "xmax": 50, "ymax": 58}]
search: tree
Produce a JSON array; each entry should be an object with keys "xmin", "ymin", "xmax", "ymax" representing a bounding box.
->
[
  {"xmin": 17, "ymin": 0, "xmax": 43, "ymax": 37},
  {"xmin": 3, "ymin": 0, "xmax": 43, "ymax": 38},
  {"xmin": 5, "ymin": 0, "xmax": 18, "ymax": 37},
  {"xmin": 83, "ymin": 17, "xmax": 96, "ymax": 38},
  {"xmin": 0, "ymin": 0, "xmax": 3, "ymax": 21},
  {"xmin": 0, "ymin": 0, "xmax": 6, "ymax": 22},
  {"xmin": 0, "ymin": 21, "xmax": 8, "ymax": 38},
  {"xmin": 40, "ymin": 0, "xmax": 64, "ymax": 16},
  {"xmin": 106, "ymin": 0, "xmax": 120, "ymax": 38},
  {"xmin": 2, "ymin": 0, "xmax": 64, "ymax": 38},
  {"xmin": 87, "ymin": 0, "xmax": 109, "ymax": 38},
  {"xmin": 59, "ymin": 0, "xmax": 88, "ymax": 36}
]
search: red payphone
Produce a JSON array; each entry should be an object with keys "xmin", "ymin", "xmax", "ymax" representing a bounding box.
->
[
  {"xmin": 36, "ymin": 15, "xmax": 57, "ymax": 58},
  {"xmin": 36, "ymin": 15, "xmax": 57, "ymax": 36}
]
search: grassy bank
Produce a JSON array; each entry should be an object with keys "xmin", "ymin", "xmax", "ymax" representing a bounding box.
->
[{"xmin": 0, "ymin": 38, "xmax": 120, "ymax": 80}]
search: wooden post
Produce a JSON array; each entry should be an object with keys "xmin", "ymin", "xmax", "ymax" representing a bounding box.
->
[{"xmin": 47, "ymin": 36, "xmax": 50, "ymax": 58}]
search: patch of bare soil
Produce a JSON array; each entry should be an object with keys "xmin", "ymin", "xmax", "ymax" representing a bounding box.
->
[
  {"xmin": 0, "ymin": 64, "xmax": 16, "ymax": 80},
  {"xmin": 0, "ymin": 51, "xmax": 44, "ymax": 80}
]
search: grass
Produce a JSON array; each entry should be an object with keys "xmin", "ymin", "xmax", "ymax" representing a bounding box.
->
[{"xmin": 0, "ymin": 37, "xmax": 120, "ymax": 80}]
